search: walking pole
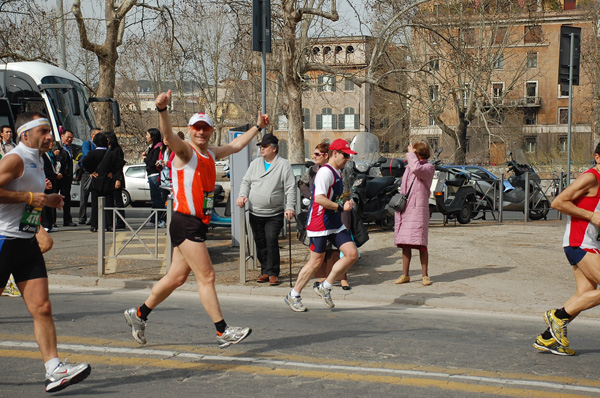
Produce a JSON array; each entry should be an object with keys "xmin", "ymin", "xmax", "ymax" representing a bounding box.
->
[{"xmin": 288, "ymin": 218, "xmax": 292, "ymax": 287}]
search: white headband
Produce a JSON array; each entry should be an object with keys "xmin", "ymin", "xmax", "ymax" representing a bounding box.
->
[{"xmin": 17, "ymin": 118, "xmax": 51, "ymax": 137}]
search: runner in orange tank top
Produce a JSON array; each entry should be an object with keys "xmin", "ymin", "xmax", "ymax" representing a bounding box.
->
[{"xmin": 123, "ymin": 89, "xmax": 270, "ymax": 349}]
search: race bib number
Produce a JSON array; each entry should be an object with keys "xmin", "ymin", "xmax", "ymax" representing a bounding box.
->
[
  {"xmin": 19, "ymin": 205, "xmax": 42, "ymax": 233},
  {"xmin": 203, "ymin": 191, "xmax": 214, "ymax": 216}
]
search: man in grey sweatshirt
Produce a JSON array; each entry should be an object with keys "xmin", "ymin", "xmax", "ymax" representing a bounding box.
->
[{"xmin": 236, "ymin": 133, "xmax": 296, "ymax": 285}]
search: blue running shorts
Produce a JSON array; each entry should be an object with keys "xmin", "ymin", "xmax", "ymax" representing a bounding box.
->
[
  {"xmin": 564, "ymin": 246, "xmax": 600, "ymax": 266},
  {"xmin": 309, "ymin": 229, "xmax": 353, "ymax": 254}
]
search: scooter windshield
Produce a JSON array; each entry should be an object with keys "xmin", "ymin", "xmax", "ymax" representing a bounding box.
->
[{"xmin": 350, "ymin": 131, "xmax": 380, "ymax": 165}]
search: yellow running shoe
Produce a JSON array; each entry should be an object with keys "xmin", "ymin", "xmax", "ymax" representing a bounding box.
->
[
  {"xmin": 533, "ymin": 335, "xmax": 575, "ymax": 356},
  {"xmin": 544, "ymin": 309, "xmax": 569, "ymax": 347}
]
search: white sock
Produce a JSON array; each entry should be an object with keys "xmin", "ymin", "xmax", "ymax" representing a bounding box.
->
[
  {"xmin": 45, "ymin": 358, "xmax": 61, "ymax": 376},
  {"xmin": 291, "ymin": 289, "xmax": 301, "ymax": 297},
  {"xmin": 322, "ymin": 280, "xmax": 333, "ymax": 290}
]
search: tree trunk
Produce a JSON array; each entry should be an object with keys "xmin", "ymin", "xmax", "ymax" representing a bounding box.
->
[
  {"xmin": 95, "ymin": 55, "xmax": 117, "ymax": 131},
  {"xmin": 455, "ymin": 120, "xmax": 468, "ymax": 164}
]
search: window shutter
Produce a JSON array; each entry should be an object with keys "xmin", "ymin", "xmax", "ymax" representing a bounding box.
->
[
  {"xmin": 354, "ymin": 114, "xmax": 359, "ymax": 129},
  {"xmin": 316, "ymin": 114, "xmax": 322, "ymax": 130},
  {"xmin": 317, "ymin": 75, "xmax": 323, "ymax": 92},
  {"xmin": 331, "ymin": 77, "xmax": 336, "ymax": 92},
  {"xmin": 338, "ymin": 114, "xmax": 345, "ymax": 130},
  {"xmin": 332, "ymin": 114, "xmax": 337, "ymax": 130}
]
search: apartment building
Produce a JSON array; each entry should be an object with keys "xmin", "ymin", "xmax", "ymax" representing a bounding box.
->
[{"xmin": 409, "ymin": 0, "xmax": 596, "ymax": 165}]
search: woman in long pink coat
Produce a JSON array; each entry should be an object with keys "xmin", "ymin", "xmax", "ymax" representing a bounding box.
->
[{"xmin": 394, "ymin": 141, "xmax": 435, "ymax": 286}]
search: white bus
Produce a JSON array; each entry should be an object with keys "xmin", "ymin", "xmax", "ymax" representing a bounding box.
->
[{"xmin": 0, "ymin": 61, "xmax": 120, "ymax": 155}]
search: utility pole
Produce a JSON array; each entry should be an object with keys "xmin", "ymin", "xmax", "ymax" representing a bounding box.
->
[
  {"xmin": 252, "ymin": 0, "xmax": 272, "ymax": 115},
  {"xmin": 56, "ymin": 0, "xmax": 67, "ymax": 69}
]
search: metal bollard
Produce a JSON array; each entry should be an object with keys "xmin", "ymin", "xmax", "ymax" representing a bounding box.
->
[
  {"xmin": 524, "ymin": 172, "xmax": 530, "ymax": 222},
  {"xmin": 98, "ymin": 196, "xmax": 106, "ymax": 276}
]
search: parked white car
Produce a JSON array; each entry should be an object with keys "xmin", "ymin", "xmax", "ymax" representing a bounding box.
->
[{"xmin": 122, "ymin": 163, "xmax": 151, "ymax": 207}]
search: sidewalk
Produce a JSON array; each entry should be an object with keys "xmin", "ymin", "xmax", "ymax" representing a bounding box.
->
[{"xmin": 43, "ymin": 218, "xmax": 595, "ymax": 319}]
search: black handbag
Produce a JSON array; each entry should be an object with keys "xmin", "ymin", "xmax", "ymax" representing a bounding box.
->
[{"xmin": 390, "ymin": 177, "xmax": 415, "ymax": 213}]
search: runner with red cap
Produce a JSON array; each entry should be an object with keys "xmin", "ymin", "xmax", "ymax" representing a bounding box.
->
[{"xmin": 284, "ymin": 138, "xmax": 359, "ymax": 311}]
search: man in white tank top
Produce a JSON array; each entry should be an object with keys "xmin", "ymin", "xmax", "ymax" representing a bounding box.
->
[{"xmin": 0, "ymin": 111, "xmax": 91, "ymax": 392}]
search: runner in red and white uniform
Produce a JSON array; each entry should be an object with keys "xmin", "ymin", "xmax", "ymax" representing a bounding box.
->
[
  {"xmin": 124, "ymin": 90, "xmax": 270, "ymax": 349},
  {"xmin": 284, "ymin": 139, "xmax": 359, "ymax": 312},
  {"xmin": 533, "ymin": 144, "xmax": 600, "ymax": 356}
]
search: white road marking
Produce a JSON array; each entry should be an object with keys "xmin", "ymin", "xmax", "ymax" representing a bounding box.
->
[{"xmin": 1, "ymin": 340, "xmax": 599, "ymax": 394}]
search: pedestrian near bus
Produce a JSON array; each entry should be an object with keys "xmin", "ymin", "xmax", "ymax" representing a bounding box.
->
[
  {"xmin": 143, "ymin": 128, "xmax": 165, "ymax": 227},
  {"xmin": 105, "ymin": 131, "xmax": 126, "ymax": 229},
  {"xmin": 284, "ymin": 139, "xmax": 359, "ymax": 312},
  {"xmin": 123, "ymin": 89, "xmax": 269, "ymax": 348},
  {"xmin": 532, "ymin": 143, "xmax": 600, "ymax": 356},
  {"xmin": 0, "ymin": 124, "xmax": 16, "ymax": 156},
  {"xmin": 0, "ymin": 111, "xmax": 91, "ymax": 392},
  {"xmin": 236, "ymin": 133, "xmax": 296, "ymax": 286},
  {"xmin": 78, "ymin": 127, "xmax": 100, "ymax": 225},
  {"xmin": 55, "ymin": 129, "xmax": 76, "ymax": 226},
  {"xmin": 393, "ymin": 141, "xmax": 435, "ymax": 286}
]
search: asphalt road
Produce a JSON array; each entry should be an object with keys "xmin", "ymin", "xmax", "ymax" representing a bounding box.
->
[{"xmin": 2, "ymin": 287, "xmax": 600, "ymax": 397}]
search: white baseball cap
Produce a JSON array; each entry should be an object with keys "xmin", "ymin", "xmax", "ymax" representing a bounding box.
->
[{"xmin": 188, "ymin": 113, "xmax": 214, "ymax": 127}]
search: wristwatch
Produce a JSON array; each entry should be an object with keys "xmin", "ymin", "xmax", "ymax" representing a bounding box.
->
[{"xmin": 255, "ymin": 124, "xmax": 262, "ymax": 132}]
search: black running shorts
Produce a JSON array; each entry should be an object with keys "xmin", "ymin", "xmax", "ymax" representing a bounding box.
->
[
  {"xmin": 170, "ymin": 211, "xmax": 209, "ymax": 247},
  {"xmin": 0, "ymin": 235, "xmax": 47, "ymax": 286}
]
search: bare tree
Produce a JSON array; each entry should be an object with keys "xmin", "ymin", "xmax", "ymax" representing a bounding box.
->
[{"xmin": 71, "ymin": 0, "xmax": 163, "ymax": 131}]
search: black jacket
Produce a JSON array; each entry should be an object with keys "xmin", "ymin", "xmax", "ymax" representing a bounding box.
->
[{"xmin": 83, "ymin": 148, "xmax": 125, "ymax": 192}]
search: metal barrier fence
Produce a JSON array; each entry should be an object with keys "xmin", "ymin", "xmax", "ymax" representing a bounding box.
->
[
  {"xmin": 97, "ymin": 196, "xmax": 172, "ymax": 276},
  {"xmin": 467, "ymin": 172, "xmax": 565, "ymax": 222}
]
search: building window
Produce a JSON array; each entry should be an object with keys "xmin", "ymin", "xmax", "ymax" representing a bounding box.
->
[
  {"xmin": 344, "ymin": 78, "xmax": 355, "ymax": 91},
  {"xmin": 559, "ymin": 108, "xmax": 569, "ymax": 124},
  {"xmin": 493, "ymin": 54, "xmax": 504, "ymax": 69},
  {"xmin": 558, "ymin": 136, "xmax": 568, "ymax": 152},
  {"xmin": 428, "ymin": 56, "xmax": 439, "ymax": 71},
  {"xmin": 559, "ymin": 84, "xmax": 570, "ymax": 97},
  {"xmin": 526, "ymin": 81, "xmax": 538, "ymax": 103},
  {"xmin": 276, "ymin": 109, "xmax": 288, "ymax": 130},
  {"xmin": 279, "ymin": 140, "xmax": 288, "ymax": 159},
  {"xmin": 462, "ymin": 28, "xmax": 475, "ymax": 45},
  {"xmin": 463, "ymin": 83, "xmax": 470, "ymax": 107},
  {"xmin": 527, "ymin": 53, "xmax": 538, "ymax": 68},
  {"xmin": 494, "ymin": 27, "xmax": 507, "ymax": 45},
  {"xmin": 338, "ymin": 107, "xmax": 359, "ymax": 130},
  {"xmin": 564, "ymin": 0, "xmax": 576, "ymax": 10},
  {"xmin": 525, "ymin": 109, "xmax": 537, "ymax": 125},
  {"xmin": 304, "ymin": 140, "xmax": 310, "ymax": 159},
  {"xmin": 524, "ymin": 25, "xmax": 542, "ymax": 43},
  {"xmin": 428, "ymin": 114, "xmax": 436, "ymax": 126},
  {"xmin": 491, "ymin": 109, "xmax": 504, "ymax": 124},
  {"xmin": 525, "ymin": 137, "xmax": 536, "ymax": 153},
  {"xmin": 429, "ymin": 85, "xmax": 439, "ymax": 101},
  {"xmin": 317, "ymin": 75, "xmax": 336, "ymax": 92},
  {"xmin": 427, "ymin": 137, "xmax": 439, "ymax": 153},
  {"xmin": 316, "ymin": 107, "xmax": 337, "ymax": 130},
  {"xmin": 492, "ymin": 82, "xmax": 504, "ymax": 103},
  {"xmin": 302, "ymin": 108, "xmax": 310, "ymax": 129}
]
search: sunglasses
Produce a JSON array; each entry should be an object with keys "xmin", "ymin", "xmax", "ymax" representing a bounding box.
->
[
  {"xmin": 337, "ymin": 151, "xmax": 350, "ymax": 159},
  {"xmin": 314, "ymin": 152, "xmax": 324, "ymax": 157}
]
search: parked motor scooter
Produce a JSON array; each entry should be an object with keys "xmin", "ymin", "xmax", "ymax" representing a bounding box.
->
[
  {"xmin": 349, "ymin": 131, "xmax": 404, "ymax": 229},
  {"xmin": 472, "ymin": 151, "xmax": 550, "ymax": 220},
  {"xmin": 433, "ymin": 166, "xmax": 477, "ymax": 224}
]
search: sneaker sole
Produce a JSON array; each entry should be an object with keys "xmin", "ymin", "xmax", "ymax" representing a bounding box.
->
[
  {"xmin": 533, "ymin": 341, "xmax": 574, "ymax": 356},
  {"xmin": 284, "ymin": 296, "xmax": 307, "ymax": 312},
  {"xmin": 219, "ymin": 328, "xmax": 252, "ymax": 349},
  {"xmin": 313, "ymin": 286, "xmax": 335, "ymax": 308},
  {"xmin": 45, "ymin": 364, "xmax": 92, "ymax": 393},
  {"xmin": 544, "ymin": 311, "xmax": 569, "ymax": 347},
  {"xmin": 123, "ymin": 311, "xmax": 146, "ymax": 345}
]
